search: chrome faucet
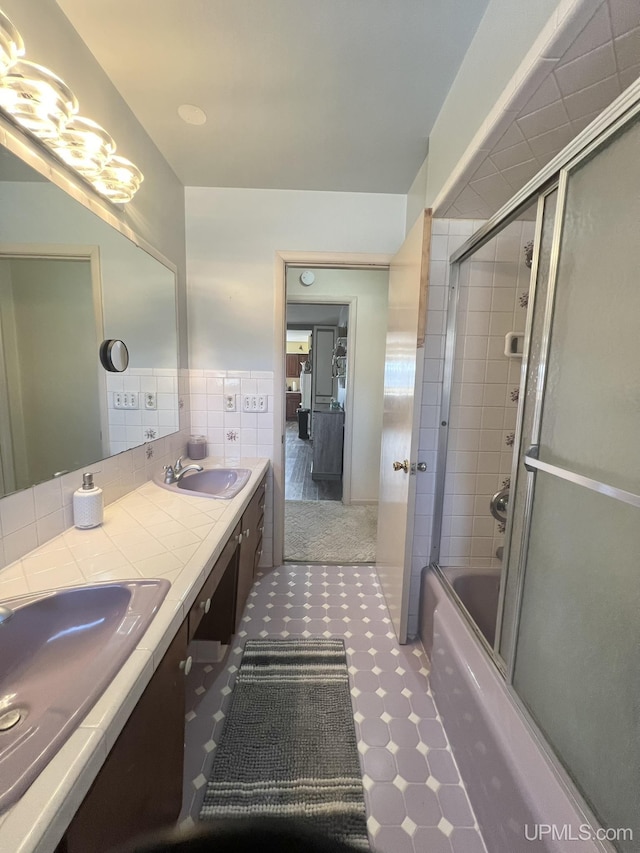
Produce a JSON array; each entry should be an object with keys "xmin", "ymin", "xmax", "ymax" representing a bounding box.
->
[
  {"xmin": 163, "ymin": 462, "xmax": 204, "ymax": 484},
  {"xmin": 0, "ymin": 606, "xmax": 14, "ymax": 625}
]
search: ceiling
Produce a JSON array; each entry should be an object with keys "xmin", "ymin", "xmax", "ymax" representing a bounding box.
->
[{"xmin": 56, "ymin": 0, "xmax": 489, "ymax": 193}]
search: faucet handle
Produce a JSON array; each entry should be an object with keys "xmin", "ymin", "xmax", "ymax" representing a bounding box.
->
[
  {"xmin": 163, "ymin": 465, "xmax": 175, "ymax": 484},
  {"xmin": 174, "ymin": 455, "xmax": 184, "ymax": 473}
]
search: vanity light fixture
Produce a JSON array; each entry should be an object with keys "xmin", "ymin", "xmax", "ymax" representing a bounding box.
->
[
  {"xmin": 0, "ymin": 6, "xmax": 144, "ymax": 203},
  {"xmin": 0, "ymin": 60, "xmax": 78, "ymax": 142},
  {"xmin": 48, "ymin": 115, "xmax": 116, "ymax": 179},
  {"xmin": 92, "ymin": 155, "xmax": 144, "ymax": 204},
  {"xmin": 0, "ymin": 9, "xmax": 23, "ymax": 75}
]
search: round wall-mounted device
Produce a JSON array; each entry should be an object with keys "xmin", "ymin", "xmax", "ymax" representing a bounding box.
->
[
  {"xmin": 299, "ymin": 270, "xmax": 315, "ymax": 286},
  {"xmin": 99, "ymin": 339, "xmax": 129, "ymax": 372}
]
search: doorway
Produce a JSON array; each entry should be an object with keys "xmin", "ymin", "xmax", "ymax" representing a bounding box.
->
[{"xmin": 282, "ymin": 267, "xmax": 389, "ymax": 563}]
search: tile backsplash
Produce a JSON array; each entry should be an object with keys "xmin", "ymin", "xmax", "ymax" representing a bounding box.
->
[
  {"xmin": 0, "ymin": 369, "xmax": 191, "ymax": 570},
  {"xmin": 188, "ymin": 369, "xmax": 274, "ymax": 462},
  {"xmin": 106, "ymin": 367, "xmax": 180, "ymax": 454},
  {"xmin": 0, "ymin": 366, "xmax": 276, "ymax": 574}
]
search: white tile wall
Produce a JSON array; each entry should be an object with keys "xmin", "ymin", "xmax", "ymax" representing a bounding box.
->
[
  {"xmin": 0, "ymin": 369, "xmax": 191, "ymax": 570},
  {"xmin": 439, "ymin": 219, "xmax": 535, "ymax": 571},
  {"xmin": 408, "ymin": 219, "xmax": 485, "ymax": 636},
  {"xmin": 188, "ymin": 369, "xmax": 275, "ymax": 568},
  {"xmin": 106, "ymin": 368, "xmax": 180, "ymax": 454}
]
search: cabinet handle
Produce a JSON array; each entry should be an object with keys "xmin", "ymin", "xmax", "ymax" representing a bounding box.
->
[
  {"xmin": 259, "ymin": 525, "xmax": 264, "ymax": 533},
  {"xmin": 179, "ymin": 656, "xmax": 193, "ymax": 677},
  {"xmin": 259, "ymin": 502, "xmax": 265, "ymax": 510},
  {"xmin": 235, "ymin": 532, "xmax": 243, "ymax": 544},
  {"xmin": 199, "ymin": 597, "xmax": 211, "ymax": 614},
  {"xmin": 244, "ymin": 527, "xmax": 250, "ymax": 537}
]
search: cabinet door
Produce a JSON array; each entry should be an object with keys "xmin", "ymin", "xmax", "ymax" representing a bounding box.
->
[
  {"xmin": 193, "ymin": 524, "xmax": 240, "ymax": 645},
  {"xmin": 312, "ymin": 411, "xmax": 344, "ymax": 480},
  {"xmin": 61, "ymin": 622, "xmax": 189, "ymax": 853},
  {"xmin": 236, "ymin": 476, "xmax": 266, "ymax": 623},
  {"xmin": 286, "ymin": 353, "xmax": 300, "ymax": 378},
  {"xmin": 286, "ymin": 393, "xmax": 301, "ymax": 420}
]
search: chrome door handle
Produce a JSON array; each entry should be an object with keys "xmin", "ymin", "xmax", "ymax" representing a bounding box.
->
[
  {"xmin": 417, "ymin": 462, "xmax": 427, "ymax": 472},
  {"xmin": 392, "ymin": 460, "xmax": 409, "ymax": 473}
]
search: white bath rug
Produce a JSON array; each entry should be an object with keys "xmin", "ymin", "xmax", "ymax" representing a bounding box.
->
[{"xmin": 284, "ymin": 500, "xmax": 377, "ymax": 563}]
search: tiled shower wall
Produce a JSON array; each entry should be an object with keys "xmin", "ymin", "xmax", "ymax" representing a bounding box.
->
[
  {"xmin": 439, "ymin": 219, "xmax": 535, "ymax": 570},
  {"xmin": 409, "ymin": 219, "xmax": 483, "ymax": 636}
]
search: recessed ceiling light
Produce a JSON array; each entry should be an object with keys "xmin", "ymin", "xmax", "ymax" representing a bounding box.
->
[{"xmin": 178, "ymin": 103, "xmax": 207, "ymax": 126}]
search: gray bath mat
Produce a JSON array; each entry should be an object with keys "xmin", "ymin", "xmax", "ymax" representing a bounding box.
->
[
  {"xmin": 285, "ymin": 500, "xmax": 377, "ymax": 562},
  {"xmin": 199, "ymin": 638, "xmax": 369, "ymax": 850}
]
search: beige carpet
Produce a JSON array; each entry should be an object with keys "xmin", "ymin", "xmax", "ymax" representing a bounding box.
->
[{"xmin": 284, "ymin": 500, "xmax": 377, "ymax": 563}]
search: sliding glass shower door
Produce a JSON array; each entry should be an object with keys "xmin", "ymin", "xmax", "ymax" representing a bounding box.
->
[{"xmin": 508, "ymin": 113, "xmax": 640, "ymax": 847}]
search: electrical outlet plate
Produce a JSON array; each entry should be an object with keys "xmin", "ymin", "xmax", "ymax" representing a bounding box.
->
[
  {"xmin": 113, "ymin": 391, "xmax": 139, "ymax": 409},
  {"xmin": 242, "ymin": 395, "xmax": 267, "ymax": 412},
  {"xmin": 144, "ymin": 392, "xmax": 156, "ymax": 410},
  {"xmin": 225, "ymin": 394, "xmax": 236, "ymax": 411}
]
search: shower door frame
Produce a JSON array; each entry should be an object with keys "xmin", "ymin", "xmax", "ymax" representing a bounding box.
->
[
  {"xmin": 430, "ymin": 77, "xmax": 640, "ymax": 670},
  {"xmin": 429, "ymin": 80, "xmax": 640, "ymax": 847}
]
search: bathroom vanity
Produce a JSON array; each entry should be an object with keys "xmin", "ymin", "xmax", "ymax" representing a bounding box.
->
[{"xmin": 0, "ymin": 459, "xmax": 269, "ymax": 853}]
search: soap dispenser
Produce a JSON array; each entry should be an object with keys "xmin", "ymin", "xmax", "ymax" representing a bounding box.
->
[{"xmin": 73, "ymin": 472, "xmax": 104, "ymax": 529}]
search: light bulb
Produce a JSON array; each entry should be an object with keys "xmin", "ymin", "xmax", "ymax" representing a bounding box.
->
[
  {"xmin": 0, "ymin": 60, "xmax": 78, "ymax": 141},
  {"xmin": 0, "ymin": 10, "xmax": 24, "ymax": 77},
  {"xmin": 49, "ymin": 115, "xmax": 116, "ymax": 178},
  {"xmin": 92, "ymin": 154, "xmax": 144, "ymax": 203}
]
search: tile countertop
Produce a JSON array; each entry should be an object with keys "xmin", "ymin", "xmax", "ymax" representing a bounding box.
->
[{"xmin": 0, "ymin": 457, "xmax": 270, "ymax": 853}]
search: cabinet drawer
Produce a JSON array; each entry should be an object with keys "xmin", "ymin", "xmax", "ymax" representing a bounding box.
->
[{"xmin": 188, "ymin": 521, "xmax": 241, "ymax": 642}]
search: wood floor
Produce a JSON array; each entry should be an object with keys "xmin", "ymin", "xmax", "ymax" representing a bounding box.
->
[{"xmin": 284, "ymin": 421, "xmax": 342, "ymax": 502}]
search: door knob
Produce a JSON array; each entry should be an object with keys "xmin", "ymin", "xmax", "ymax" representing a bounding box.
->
[
  {"xmin": 417, "ymin": 462, "xmax": 427, "ymax": 472},
  {"xmin": 393, "ymin": 460, "xmax": 409, "ymax": 473},
  {"xmin": 490, "ymin": 488, "xmax": 509, "ymax": 523}
]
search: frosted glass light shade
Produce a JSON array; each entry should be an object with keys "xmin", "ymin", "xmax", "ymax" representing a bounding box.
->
[
  {"xmin": 0, "ymin": 10, "xmax": 24, "ymax": 76},
  {"xmin": 0, "ymin": 60, "xmax": 78, "ymax": 141},
  {"xmin": 49, "ymin": 115, "xmax": 116, "ymax": 178},
  {"xmin": 92, "ymin": 155, "xmax": 143, "ymax": 203}
]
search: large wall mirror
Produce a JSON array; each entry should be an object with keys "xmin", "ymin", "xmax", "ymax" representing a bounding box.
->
[{"xmin": 0, "ymin": 144, "xmax": 179, "ymax": 498}]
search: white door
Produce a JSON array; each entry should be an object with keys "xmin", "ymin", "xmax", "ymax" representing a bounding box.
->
[{"xmin": 376, "ymin": 210, "xmax": 431, "ymax": 643}]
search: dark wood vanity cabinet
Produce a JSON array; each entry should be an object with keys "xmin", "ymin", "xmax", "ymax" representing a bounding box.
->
[
  {"xmin": 57, "ymin": 621, "xmax": 189, "ymax": 853},
  {"xmin": 189, "ymin": 521, "xmax": 241, "ymax": 645},
  {"xmin": 236, "ymin": 473, "xmax": 266, "ymax": 625},
  {"xmin": 55, "ymin": 473, "xmax": 268, "ymax": 853}
]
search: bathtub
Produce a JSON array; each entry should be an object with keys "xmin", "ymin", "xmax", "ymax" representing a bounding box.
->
[
  {"xmin": 419, "ymin": 567, "xmax": 607, "ymax": 853},
  {"xmin": 440, "ymin": 565, "xmax": 501, "ymax": 646}
]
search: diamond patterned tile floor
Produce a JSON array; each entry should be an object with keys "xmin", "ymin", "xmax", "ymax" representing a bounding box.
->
[{"xmin": 180, "ymin": 565, "xmax": 487, "ymax": 853}]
